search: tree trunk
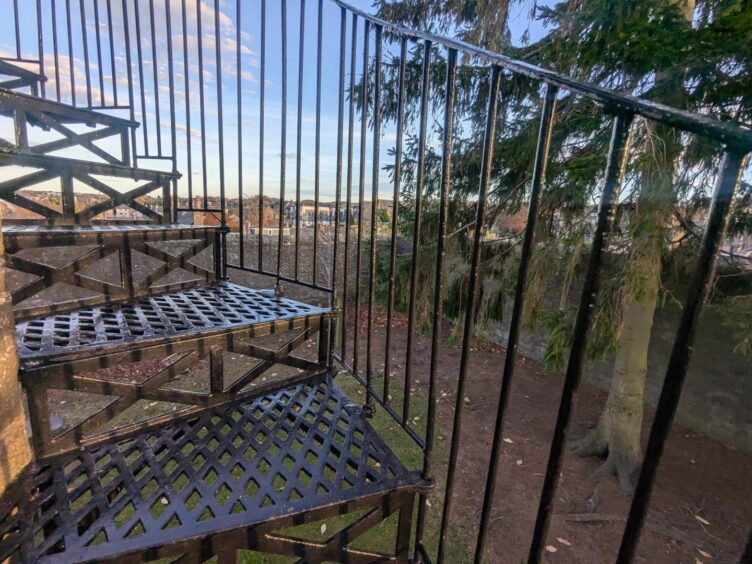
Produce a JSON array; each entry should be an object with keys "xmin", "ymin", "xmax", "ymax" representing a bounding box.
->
[
  {"xmin": 573, "ymin": 0, "xmax": 694, "ymax": 495},
  {"xmin": 573, "ymin": 238, "xmax": 661, "ymax": 494},
  {"xmin": 0, "ymin": 213, "xmax": 32, "ymax": 494}
]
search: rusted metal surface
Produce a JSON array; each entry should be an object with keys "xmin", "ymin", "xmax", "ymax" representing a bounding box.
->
[{"xmin": 0, "ymin": 377, "xmax": 425, "ymax": 563}]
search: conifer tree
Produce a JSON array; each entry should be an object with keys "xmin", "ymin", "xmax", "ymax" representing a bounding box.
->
[{"xmin": 372, "ymin": 0, "xmax": 751, "ymax": 491}]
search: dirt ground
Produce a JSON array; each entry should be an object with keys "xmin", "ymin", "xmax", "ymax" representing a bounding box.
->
[{"xmin": 343, "ymin": 306, "xmax": 752, "ymax": 563}]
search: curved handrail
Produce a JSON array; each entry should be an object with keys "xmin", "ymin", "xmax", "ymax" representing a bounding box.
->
[{"xmin": 334, "ymin": 0, "xmax": 752, "ymax": 151}]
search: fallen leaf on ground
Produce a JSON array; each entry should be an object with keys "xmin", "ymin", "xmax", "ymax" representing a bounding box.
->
[
  {"xmin": 545, "ymin": 545, "xmax": 557, "ymax": 553},
  {"xmin": 694, "ymin": 515, "xmax": 710, "ymax": 525},
  {"xmin": 556, "ymin": 538, "xmax": 571, "ymax": 546},
  {"xmin": 320, "ymin": 524, "xmax": 327, "ymax": 535},
  {"xmin": 503, "ymin": 438, "xmax": 514, "ymax": 444}
]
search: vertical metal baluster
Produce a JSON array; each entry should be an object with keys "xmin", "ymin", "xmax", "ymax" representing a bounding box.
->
[
  {"xmin": 181, "ymin": 0, "xmax": 192, "ymax": 205},
  {"xmin": 36, "ymin": 0, "xmax": 45, "ymax": 99},
  {"xmin": 259, "ymin": 0, "xmax": 266, "ymax": 271},
  {"xmin": 329, "ymin": 5, "xmax": 347, "ymax": 366},
  {"xmin": 120, "ymin": 0, "xmax": 136, "ymax": 163},
  {"xmin": 528, "ymin": 111, "xmax": 634, "ymax": 563},
  {"xmin": 79, "ymin": 0, "xmax": 92, "ymax": 107},
  {"xmin": 149, "ymin": 0, "xmax": 162, "ymax": 155},
  {"xmin": 341, "ymin": 12, "xmax": 358, "ymax": 362},
  {"xmin": 134, "ymin": 0, "xmax": 148, "ymax": 153},
  {"xmin": 312, "ymin": 0, "xmax": 323, "ymax": 285},
  {"xmin": 403, "ymin": 38, "xmax": 431, "ymax": 423},
  {"xmin": 474, "ymin": 84, "xmax": 558, "ymax": 564},
  {"xmin": 93, "ymin": 0, "xmax": 105, "ymax": 106},
  {"xmin": 383, "ymin": 36, "xmax": 407, "ymax": 405},
  {"xmin": 365, "ymin": 24, "xmax": 382, "ymax": 414},
  {"xmin": 13, "ymin": 0, "xmax": 21, "ymax": 58},
  {"xmin": 414, "ymin": 45, "xmax": 456, "ymax": 557},
  {"xmin": 165, "ymin": 0, "xmax": 177, "ymax": 221},
  {"xmin": 294, "ymin": 0, "xmax": 305, "ymax": 280},
  {"xmin": 106, "ymin": 0, "xmax": 117, "ymax": 106},
  {"xmin": 196, "ymin": 0, "xmax": 208, "ymax": 205},
  {"xmin": 353, "ymin": 19, "xmax": 370, "ymax": 375},
  {"xmin": 66, "ymin": 0, "xmax": 76, "ymax": 105},
  {"xmin": 236, "ymin": 0, "xmax": 244, "ymax": 268},
  {"xmin": 51, "ymin": 0, "xmax": 61, "ymax": 101},
  {"xmin": 616, "ymin": 148, "xmax": 748, "ymax": 564},
  {"xmin": 741, "ymin": 529, "xmax": 752, "ymax": 564},
  {"xmin": 214, "ymin": 0, "xmax": 227, "ymax": 278},
  {"xmin": 437, "ymin": 64, "xmax": 502, "ymax": 563},
  {"xmin": 276, "ymin": 0, "xmax": 287, "ymax": 290}
]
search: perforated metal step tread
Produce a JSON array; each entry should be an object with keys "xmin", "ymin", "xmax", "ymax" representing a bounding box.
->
[
  {"xmin": 16, "ymin": 281, "xmax": 331, "ymax": 364},
  {"xmin": 0, "ymin": 378, "xmax": 425, "ymax": 563}
]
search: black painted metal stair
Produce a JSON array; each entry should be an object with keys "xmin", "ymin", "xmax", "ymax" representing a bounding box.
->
[
  {"xmin": 0, "ymin": 58, "xmax": 422, "ymax": 562},
  {"xmin": 0, "ymin": 377, "xmax": 426, "ymax": 563}
]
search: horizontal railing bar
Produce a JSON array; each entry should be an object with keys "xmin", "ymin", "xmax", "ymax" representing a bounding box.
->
[
  {"xmin": 334, "ymin": 0, "xmax": 752, "ymax": 150},
  {"xmin": 90, "ymin": 104, "xmax": 132, "ymax": 110},
  {"xmin": 174, "ymin": 207, "xmax": 223, "ymax": 213},
  {"xmin": 226, "ymin": 263, "xmax": 333, "ymax": 294},
  {"xmin": 332, "ymin": 352, "xmax": 427, "ymax": 450}
]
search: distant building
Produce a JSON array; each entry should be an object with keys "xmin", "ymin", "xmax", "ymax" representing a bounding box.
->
[{"xmin": 248, "ymin": 226, "xmax": 291, "ymax": 237}]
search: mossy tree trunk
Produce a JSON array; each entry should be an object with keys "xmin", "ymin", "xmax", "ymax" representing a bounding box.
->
[
  {"xmin": 574, "ymin": 233, "xmax": 662, "ymax": 493},
  {"xmin": 572, "ymin": 0, "xmax": 695, "ymax": 495},
  {"xmin": 0, "ymin": 212, "xmax": 32, "ymax": 493}
]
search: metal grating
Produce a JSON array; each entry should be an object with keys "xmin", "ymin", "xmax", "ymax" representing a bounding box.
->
[
  {"xmin": 0, "ymin": 378, "xmax": 421, "ymax": 563},
  {"xmin": 16, "ymin": 281, "xmax": 329, "ymax": 361}
]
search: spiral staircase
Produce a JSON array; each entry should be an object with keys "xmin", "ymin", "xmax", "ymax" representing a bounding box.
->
[{"xmin": 0, "ymin": 60, "xmax": 425, "ymax": 563}]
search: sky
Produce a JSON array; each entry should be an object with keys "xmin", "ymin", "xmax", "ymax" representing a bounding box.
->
[{"xmin": 0, "ymin": 0, "xmax": 552, "ymax": 204}]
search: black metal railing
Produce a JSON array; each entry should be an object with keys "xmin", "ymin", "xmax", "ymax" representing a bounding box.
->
[{"xmin": 2, "ymin": 1, "xmax": 751, "ymax": 562}]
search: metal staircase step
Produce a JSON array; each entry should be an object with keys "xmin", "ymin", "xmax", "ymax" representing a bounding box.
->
[
  {"xmin": 0, "ymin": 152, "xmax": 178, "ymax": 225},
  {"xmin": 0, "ymin": 89, "xmax": 138, "ymax": 129},
  {"xmin": 16, "ymin": 281, "xmax": 331, "ymax": 365},
  {"xmin": 0, "ymin": 377, "xmax": 426, "ymax": 563},
  {"xmin": 0, "ymin": 89, "xmax": 136, "ymax": 166},
  {"xmin": 0, "ymin": 152, "xmax": 176, "ymax": 183},
  {"xmin": 4, "ymin": 223, "xmax": 219, "ymax": 321},
  {"xmin": 2, "ymin": 223, "xmax": 214, "ymax": 237},
  {"xmin": 0, "ymin": 59, "xmax": 46, "ymax": 93}
]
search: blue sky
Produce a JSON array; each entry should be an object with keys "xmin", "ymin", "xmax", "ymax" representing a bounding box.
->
[{"xmin": 0, "ymin": 0, "xmax": 551, "ymax": 203}]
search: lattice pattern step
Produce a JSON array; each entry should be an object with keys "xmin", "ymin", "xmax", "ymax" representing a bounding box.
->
[
  {"xmin": 4, "ymin": 223, "xmax": 218, "ymax": 319},
  {"xmin": 0, "ymin": 378, "xmax": 423, "ymax": 563},
  {"xmin": 16, "ymin": 281, "xmax": 329, "ymax": 362}
]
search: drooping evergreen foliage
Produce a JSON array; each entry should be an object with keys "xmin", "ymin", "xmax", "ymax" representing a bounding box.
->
[
  {"xmin": 361, "ymin": 0, "xmax": 751, "ymax": 489},
  {"xmin": 368, "ymin": 0, "xmax": 751, "ymax": 361}
]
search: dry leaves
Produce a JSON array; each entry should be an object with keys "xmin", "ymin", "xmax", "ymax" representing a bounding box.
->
[{"xmin": 694, "ymin": 515, "xmax": 710, "ymax": 526}]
